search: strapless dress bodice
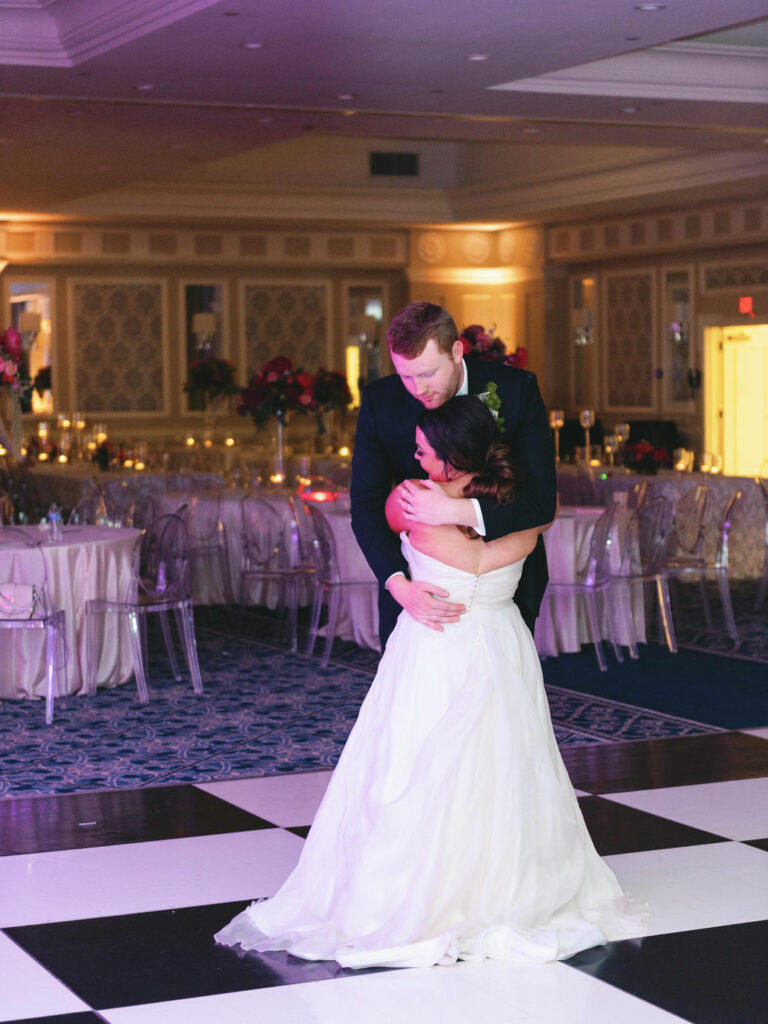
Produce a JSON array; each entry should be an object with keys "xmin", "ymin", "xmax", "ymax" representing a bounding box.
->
[{"xmin": 401, "ymin": 533, "xmax": 523, "ymax": 609}]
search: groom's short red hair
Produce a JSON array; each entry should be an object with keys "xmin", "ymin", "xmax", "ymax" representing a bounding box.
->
[{"xmin": 387, "ymin": 302, "xmax": 458, "ymax": 358}]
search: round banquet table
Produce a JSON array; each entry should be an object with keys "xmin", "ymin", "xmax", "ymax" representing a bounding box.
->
[{"xmin": 0, "ymin": 524, "xmax": 140, "ymax": 700}]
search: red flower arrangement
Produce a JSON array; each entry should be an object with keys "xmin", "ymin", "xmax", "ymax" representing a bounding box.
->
[
  {"xmin": 0, "ymin": 327, "xmax": 25, "ymax": 393},
  {"xmin": 184, "ymin": 356, "xmax": 238, "ymax": 404},
  {"xmin": 623, "ymin": 439, "xmax": 672, "ymax": 474},
  {"xmin": 459, "ymin": 324, "xmax": 528, "ymax": 369},
  {"xmin": 312, "ymin": 368, "xmax": 352, "ymax": 413},
  {"xmin": 237, "ymin": 356, "xmax": 317, "ymax": 428}
]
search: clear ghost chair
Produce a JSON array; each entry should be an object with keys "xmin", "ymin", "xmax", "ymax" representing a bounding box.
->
[
  {"xmin": 627, "ymin": 479, "xmax": 650, "ymax": 510},
  {"xmin": 613, "ymin": 496, "xmax": 677, "ymax": 657},
  {"xmin": 125, "ymin": 494, "xmax": 157, "ymax": 531},
  {"xmin": 238, "ymin": 494, "xmax": 313, "ymax": 651},
  {"xmin": 543, "ymin": 502, "xmax": 625, "ymax": 672},
  {"xmin": 68, "ymin": 485, "xmax": 120, "ymax": 526},
  {"xmin": 0, "ymin": 526, "xmax": 68, "ymax": 723},
  {"xmin": 85, "ymin": 513, "xmax": 203, "ymax": 703},
  {"xmin": 663, "ymin": 489, "xmax": 743, "ymax": 645},
  {"xmin": 304, "ymin": 503, "xmax": 378, "ymax": 668},
  {"xmin": 174, "ymin": 493, "xmax": 232, "ymax": 602}
]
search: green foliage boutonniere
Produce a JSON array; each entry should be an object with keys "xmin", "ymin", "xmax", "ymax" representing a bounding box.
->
[{"xmin": 477, "ymin": 382, "xmax": 505, "ymax": 431}]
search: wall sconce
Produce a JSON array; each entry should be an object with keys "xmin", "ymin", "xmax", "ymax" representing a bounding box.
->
[
  {"xmin": 573, "ymin": 308, "xmax": 593, "ymax": 347},
  {"xmin": 192, "ymin": 312, "xmax": 217, "ymax": 355},
  {"xmin": 18, "ymin": 311, "xmax": 41, "ymax": 350}
]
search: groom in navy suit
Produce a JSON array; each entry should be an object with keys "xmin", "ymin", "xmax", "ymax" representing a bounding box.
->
[{"xmin": 351, "ymin": 301, "xmax": 557, "ymax": 649}]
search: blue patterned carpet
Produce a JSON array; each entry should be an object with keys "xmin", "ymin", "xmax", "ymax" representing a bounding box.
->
[{"xmin": 0, "ymin": 600, "xmax": 735, "ymax": 799}]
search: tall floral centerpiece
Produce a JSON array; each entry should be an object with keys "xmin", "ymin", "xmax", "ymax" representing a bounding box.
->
[
  {"xmin": 312, "ymin": 368, "xmax": 352, "ymax": 452},
  {"xmin": 237, "ymin": 356, "xmax": 315, "ymax": 480},
  {"xmin": 184, "ymin": 356, "xmax": 238, "ymax": 441},
  {"xmin": 0, "ymin": 327, "xmax": 28, "ymax": 459},
  {"xmin": 459, "ymin": 324, "xmax": 528, "ymax": 369}
]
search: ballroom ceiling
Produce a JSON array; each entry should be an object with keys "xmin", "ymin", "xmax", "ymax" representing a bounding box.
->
[{"xmin": 0, "ymin": 0, "xmax": 766, "ymax": 224}]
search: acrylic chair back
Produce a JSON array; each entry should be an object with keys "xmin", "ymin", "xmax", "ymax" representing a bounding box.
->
[
  {"xmin": 627, "ymin": 479, "xmax": 650, "ymax": 511},
  {"xmin": 68, "ymin": 486, "xmax": 120, "ymax": 526},
  {"xmin": 136, "ymin": 513, "xmax": 190, "ymax": 604},
  {"xmin": 0, "ymin": 526, "xmax": 51, "ymax": 616},
  {"xmin": 667, "ymin": 484, "xmax": 708, "ymax": 561},
  {"xmin": 714, "ymin": 489, "xmax": 743, "ymax": 570},
  {"xmin": 631, "ymin": 496, "xmax": 674, "ymax": 574},
  {"xmin": 581, "ymin": 503, "xmax": 620, "ymax": 587},
  {"xmin": 240, "ymin": 494, "xmax": 284, "ymax": 569},
  {"xmin": 305, "ymin": 503, "xmax": 338, "ymax": 584}
]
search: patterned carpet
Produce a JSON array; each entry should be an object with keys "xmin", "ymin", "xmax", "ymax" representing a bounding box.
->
[{"xmin": 0, "ymin": 600, "xmax": 733, "ymax": 799}]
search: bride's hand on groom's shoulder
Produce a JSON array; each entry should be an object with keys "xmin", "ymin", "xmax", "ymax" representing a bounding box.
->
[
  {"xmin": 387, "ymin": 575, "xmax": 465, "ymax": 631},
  {"xmin": 400, "ymin": 479, "xmax": 474, "ymax": 528}
]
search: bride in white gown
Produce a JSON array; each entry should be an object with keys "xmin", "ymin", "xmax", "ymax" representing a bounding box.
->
[{"xmin": 215, "ymin": 396, "xmax": 643, "ymax": 969}]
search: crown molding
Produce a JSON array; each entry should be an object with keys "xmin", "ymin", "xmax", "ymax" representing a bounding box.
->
[
  {"xmin": 0, "ymin": 0, "xmax": 217, "ymax": 66},
  {"xmin": 490, "ymin": 42, "xmax": 768, "ymax": 104}
]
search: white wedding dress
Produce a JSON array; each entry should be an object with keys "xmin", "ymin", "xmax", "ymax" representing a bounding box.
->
[{"xmin": 215, "ymin": 534, "xmax": 643, "ymax": 969}]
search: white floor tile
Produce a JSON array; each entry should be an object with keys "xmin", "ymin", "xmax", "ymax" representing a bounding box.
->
[
  {"xmin": 742, "ymin": 727, "xmax": 768, "ymax": 740},
  {"xmin": 197, "ymin": 771, "xmax": 332, "ymax": 827},
  {"xmin": 0, "ymin": 828, "xmax": 303, "ymax": 928},
  {"xmin": 101, "ymin": 956, "xmax": 687, "ymax": 1024},
  {"xmin": 0, "ymin": 931, "xmax": 89, "ymax": 1022},
  {"xmin": 606, "ymin": 841, "xmax": 768, "ymax": 937},
  {"xmin": 604, "ymin": 777, "xmax": 768, "ymax": 840}
]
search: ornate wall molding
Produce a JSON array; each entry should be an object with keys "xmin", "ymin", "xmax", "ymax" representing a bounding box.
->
[
  {"xmin": 0, "ymin": 223, "xmax": 408, "ymax": 268},
  {"xmin": 546, "ymin": 198, "xmax": 768, "ymax": 262},
  {"xmin": 701, "ymin": 260, "xmax": 768, "ymax": 292}
]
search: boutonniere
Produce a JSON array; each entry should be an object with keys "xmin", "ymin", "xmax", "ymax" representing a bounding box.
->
[{"xmin": 477, "ymin": 381, "xmax": 505, "ymax": 431}]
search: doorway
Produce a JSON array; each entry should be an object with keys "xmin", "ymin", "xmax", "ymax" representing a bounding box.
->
[{"xmin": 704, "ymin": 321, "xmax": 768, "ymax": 476}]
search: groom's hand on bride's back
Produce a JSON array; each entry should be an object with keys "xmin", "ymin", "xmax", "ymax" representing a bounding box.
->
[{"xmin": 387, "ymin": 575, "xmax": 465, "ymax": 632}]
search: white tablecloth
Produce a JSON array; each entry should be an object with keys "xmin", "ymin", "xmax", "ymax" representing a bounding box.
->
[
  {"xmin": 0, "ymin": 524, "xmax": 140, "ymax": 700},
  {"xmin": 28, "ymin": 463, "xmax": 224, "ymax": 516}
]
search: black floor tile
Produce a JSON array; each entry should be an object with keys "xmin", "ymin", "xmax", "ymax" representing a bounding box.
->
[
  {"xmin": 578, "ymin": 796, "xmax": 728, "ymax": 855},
  {"xmin": 0, "ymin": 785, "xmax": 276, "ymax": 856},
  {"xmin": 563, "ymin": 731, "xmax": 768, "ymax": 794},
  {"xmin": 568, "ymin": 919, "xmax": 768, "ymax": 1024},
  {"xmin": 5, "ymin": 902, "xmax": 383, "ymax": 1010},
  {"xmin": 286, "ymin": 824, "xmax": 311, "ymax": 839}
]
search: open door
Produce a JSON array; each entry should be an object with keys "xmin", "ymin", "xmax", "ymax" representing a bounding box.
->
[{"xmin": 706, "ymin": 322, "xmax": 768, "ymax": 476}]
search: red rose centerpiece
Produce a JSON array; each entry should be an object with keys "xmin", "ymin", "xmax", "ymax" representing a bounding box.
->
[{"xmin": 237, "ymin": 356, "xmax": 316, "ymax": 481}]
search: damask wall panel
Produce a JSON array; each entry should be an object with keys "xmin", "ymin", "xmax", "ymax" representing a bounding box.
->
[
  {"xmin": 73, "ymin": 282, "xmax": 164, "ymax": 413},
  {"xmin": 243, "ymin": 282, "xmax": 329, "ymax": 373},
  {"xmin": 605, "ymin": 272, "xmax": 654, "ymax": 410}
]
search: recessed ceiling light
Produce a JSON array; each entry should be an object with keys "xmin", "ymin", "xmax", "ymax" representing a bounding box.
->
[
  {"xmin": 634, "ymin": 2, "xmax": 665, "ymax": 9},
  {"xmin": 468, "ymin": 53, "xmax": 490, "ymax": 61},
  {"xmin": 337, "ymin": 93, "xmax": 356, "ymax": 101},
  {"xmin": 137, "ymin": 83, "xmax": 154, "ymax": 91},
  {"xmin": 522, "ymin": 127, "xmax": 541, "ymax": 134},
  {"xmin": 259, "ymin": 116, "xmax": 273, "ymax": 124},
  {"xmin": 244, "ymin": 41, "xmax": 264, "ymax": 49},
  {"xmin": 622, "ymin": 106, "xmax": 640, "ymax": 113}
]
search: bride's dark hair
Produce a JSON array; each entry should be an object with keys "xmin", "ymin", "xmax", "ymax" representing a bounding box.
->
[{"xmin": 417, "ymin": 395, "xmax": 516, "ymax": 506}]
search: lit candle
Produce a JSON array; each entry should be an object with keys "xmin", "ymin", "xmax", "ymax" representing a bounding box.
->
[{"xmin": 225, "ymin": 436, "xmax": 235, "ymax": 447}]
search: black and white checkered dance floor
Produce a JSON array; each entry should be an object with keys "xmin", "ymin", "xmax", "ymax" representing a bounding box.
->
[{"xmin": 2, "ymin": 728, "xmax": 767, "ymax": 1024}]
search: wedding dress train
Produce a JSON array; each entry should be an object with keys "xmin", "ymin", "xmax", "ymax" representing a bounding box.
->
[{"xmin": 215, "ymin": 534, "xmax": 643, "ymax": 968}]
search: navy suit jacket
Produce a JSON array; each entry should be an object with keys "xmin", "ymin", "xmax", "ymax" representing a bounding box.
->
[{"xmin": 350, "ymin": 359, "xmax": 557, "ymax": 647}]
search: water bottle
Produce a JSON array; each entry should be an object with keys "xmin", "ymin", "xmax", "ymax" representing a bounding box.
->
[{"xmin": 48, "ymin": 503, "xmax": 63, "ymax": 543}]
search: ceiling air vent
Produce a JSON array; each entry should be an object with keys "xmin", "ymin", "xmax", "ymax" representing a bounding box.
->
[{"xmin": 369, "ymin": 152, "xmax": 419, "ymax": 177}]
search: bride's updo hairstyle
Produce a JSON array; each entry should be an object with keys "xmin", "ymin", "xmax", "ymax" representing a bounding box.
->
[{"xmin": 417, "ymin": 395, "xmax": 516, "ymax": 506}]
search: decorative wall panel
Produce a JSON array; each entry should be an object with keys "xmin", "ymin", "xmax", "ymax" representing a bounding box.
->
[
  {"xmin": 703, "ymin": 262, "xmax": 768, "ymax": 290},
  {"xmin": 605, "ymin": 272, "xmax": 654, "ymax": 409},
  {"xmin": 243, "ymin": 282, "xmax": 328, "ymax": 373},
  {"xmin": 73, "ymin": 282, "xmax": 164, "ymax": 413}
]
